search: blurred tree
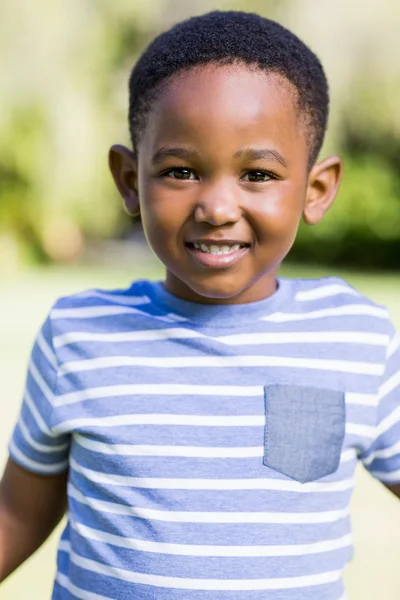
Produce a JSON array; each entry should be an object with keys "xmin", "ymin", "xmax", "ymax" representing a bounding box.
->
[{"xmin": 293, "ymin": 153, "xmax": 400, "ymax": 267}]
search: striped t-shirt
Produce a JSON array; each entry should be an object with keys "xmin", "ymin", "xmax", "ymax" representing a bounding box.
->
[{"xmin": 9, "ymin": 276, "xmax": 400, "ymax": 600}]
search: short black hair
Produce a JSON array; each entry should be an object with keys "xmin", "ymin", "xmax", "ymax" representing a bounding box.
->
[{"xmin": 129, "ymin": 11, "xmax": 329, "ymax": 167}]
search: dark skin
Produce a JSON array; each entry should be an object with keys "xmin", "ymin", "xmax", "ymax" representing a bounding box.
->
[
  {"xmin": 111, "ymin": 65, "xmax": 342, "ymax": 305},
  {"xmin": 0, "ymin": 460, "xmax": 67, "ymax": 580},
  {"xmin": 0, "ymin": 62, "xmax": 398, "ymax": 583}
]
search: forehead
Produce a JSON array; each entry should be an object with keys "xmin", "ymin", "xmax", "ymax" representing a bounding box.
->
[{"xmin": 141, "ymin": 64, "xmax": 307, "ymax": 163}]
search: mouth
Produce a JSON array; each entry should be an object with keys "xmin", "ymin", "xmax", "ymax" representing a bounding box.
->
[{"xmin": 185, "ymin": 240, "xmax": 251, "ymax": 269}]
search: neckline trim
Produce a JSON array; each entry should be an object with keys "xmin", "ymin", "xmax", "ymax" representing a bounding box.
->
[{"xmin": 142, "ymin": 278, "xmax": 294, "ymax": 328}]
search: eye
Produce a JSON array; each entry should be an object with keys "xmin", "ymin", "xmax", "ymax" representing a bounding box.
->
[
  {"xmin": 241, "ymin": 170, "xmax": 273, "ymax": 183},
  {"xmin": 163, "ymin": 168, "xmax": 198, "ymax": 180}
]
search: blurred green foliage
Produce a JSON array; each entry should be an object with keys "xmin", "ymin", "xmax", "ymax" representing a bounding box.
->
[
  {"xmin": 294, "ymin": 151, "xmax": 400, "ymax": 268},
  {"xmin": 1, "ymin": 0, "xmax": 399, "ymax": 270}
]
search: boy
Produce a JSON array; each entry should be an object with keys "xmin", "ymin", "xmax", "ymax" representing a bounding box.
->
[{"xmin": 1, "ymin": 10, "xmax": 399, "ymax": 600}]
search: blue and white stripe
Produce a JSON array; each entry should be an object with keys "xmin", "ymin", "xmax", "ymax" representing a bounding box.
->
[{"xmin": 9, "ymin": 276, "xmax": 399, "ymax": 600}]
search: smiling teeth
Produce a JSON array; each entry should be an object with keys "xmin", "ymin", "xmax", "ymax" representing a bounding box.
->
[{"xmin": 193, "ymin": 243, "xmax": 241, "ymax": 255}]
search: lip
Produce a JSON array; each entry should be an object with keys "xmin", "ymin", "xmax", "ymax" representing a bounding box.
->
[
  {"xmin": 185, "ymin": 243, "xmax": 250, "ymax": 270},
  {"xmin": 186, "ymin": 239, "xmax": 250, "ymax": 246}
]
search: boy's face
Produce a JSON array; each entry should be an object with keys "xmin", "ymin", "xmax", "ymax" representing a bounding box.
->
[{"xmin": 110, "ymin": 64, "xmax": 342, "ymax": 304}]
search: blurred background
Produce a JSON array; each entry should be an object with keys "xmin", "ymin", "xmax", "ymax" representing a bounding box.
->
[{"xmin": 1, "ymin": 0, "xmax": 399, "ymax": 598}]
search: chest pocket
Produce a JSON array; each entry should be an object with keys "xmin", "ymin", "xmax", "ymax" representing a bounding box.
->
[{"xmin": 264, "ymin": 384, "xmax": 345, "ymax": 483}]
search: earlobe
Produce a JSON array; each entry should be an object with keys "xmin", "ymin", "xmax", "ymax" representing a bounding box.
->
[
  {"xmin": 109, "ymin": 144, "xmax": 140, "ymax": 217},
  {"xmin": 303, "ymin": 156, "xmax": 343, "ymax": 225}
]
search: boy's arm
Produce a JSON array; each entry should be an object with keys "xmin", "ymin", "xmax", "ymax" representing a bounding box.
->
[
  {"xmin": 385, "ymin": 483, "xmax": 400, "ymax": 499},
  {"xmin": 0, "ymin": 311, "xmax": 71, "ymax": 581},
  {"xmin": 0, "ymin": 458, "xmax": 67, "ymax": 582}
]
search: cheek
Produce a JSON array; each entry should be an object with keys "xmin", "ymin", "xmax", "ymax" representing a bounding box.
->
[
  {"xmin": 138, "ymin": 182, "xmax": 187, "ymax": 248},
  {"xmin": 250, "ymin": 185, "xmax": 304, "ymax": 239}
]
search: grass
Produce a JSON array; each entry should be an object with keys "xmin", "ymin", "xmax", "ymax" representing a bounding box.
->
[{"xmin": 1, "ymin": 261, "xmax": 400, "ymax": 599}]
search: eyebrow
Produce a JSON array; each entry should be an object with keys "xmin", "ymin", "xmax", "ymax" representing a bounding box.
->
[
  {"xmin": 152, "ymin": 147, "xmax": 201, "ymax": 164},
  {"xmin": 151, "ymin": 146, "xmax": 288, "ymax": 168},
  {"xmin": 234, "ymin": 148, "xmax": 288, "ymax": 168}
]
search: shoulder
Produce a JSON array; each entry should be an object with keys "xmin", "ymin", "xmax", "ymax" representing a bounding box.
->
[
  {"xmin": 290, "ymin": 275, "xmax": 387, "ymax": 308},
  {"xmin": 43, "ymin": 280, "xmax": 153, "ymax": 344},
  {"xmin": 41, "ymin": 280, "xmax": 154, "ymax": 360},
  {"xmin": 49, "ymin": 279, "xmax": 151, "ymax": 316},
  {"xmin": 286, "ymin": 275, "xmax": 394, "ymax": 335}
]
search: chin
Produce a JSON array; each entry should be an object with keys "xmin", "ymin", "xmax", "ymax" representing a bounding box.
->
[{"xmin": 186, "ymin": 276, "xmax": 248, "ymax": 301}]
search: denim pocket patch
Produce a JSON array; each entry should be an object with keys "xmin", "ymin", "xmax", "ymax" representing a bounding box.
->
[{"xmin": 264, "ymin": 384, "xmax": 345, "ymax": 483}]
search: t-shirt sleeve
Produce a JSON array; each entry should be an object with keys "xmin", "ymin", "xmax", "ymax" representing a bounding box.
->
[
  {"xmin": 361, "ymin": 329, "xmax": 400, "ymax": 484},
  {"xmin": 8, "ymin": 313, "xmax": 70, "ymax": 475}
]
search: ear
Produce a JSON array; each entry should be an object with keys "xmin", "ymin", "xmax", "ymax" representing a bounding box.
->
[
  {"xmin": 109, "ymin": 144, "xmax": 140, "ymax": 217},
  {"xmin": 303, "ymin": 156, "xmax": 343, "ymax": 225}
]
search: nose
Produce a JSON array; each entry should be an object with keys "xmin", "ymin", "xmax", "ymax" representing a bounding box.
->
[{"xmin": 193, "ymin": 181, "xmax": 242, "ymax": 226}]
